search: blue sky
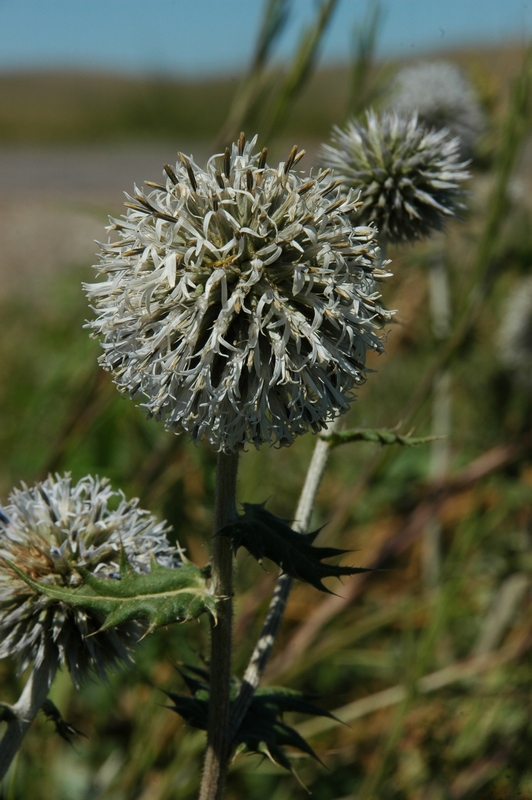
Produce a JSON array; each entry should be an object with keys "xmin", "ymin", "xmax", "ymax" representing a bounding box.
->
[{"xmin": 0, "ymin": 0, "xmax": 529, "ymax": 77}]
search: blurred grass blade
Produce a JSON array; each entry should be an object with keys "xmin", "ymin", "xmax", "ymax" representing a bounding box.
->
[
  {"xmin": 347, "ymin": 0, "xmax": 385, "ymax": 117},
  {"xmin": 213, "ymin": 0, "xmax": 291, "ymax": 149},
  {"xmin": 469, "ymin": 47, "xmax": 532, "ymax": 286},
  {"xmin": 262, "ymin": 0, "xmax": 340, "ymax": 141},
  {"xmin": 296, "ymin": 637, "xmax": 530, "ymax": 740},
  {"xmin": 403, "ymin": 48, "xmax": 532, "ymax": 421},
  {"xmin": 251, "ymin": 0, "xmax": 291, "ymax": 72}
]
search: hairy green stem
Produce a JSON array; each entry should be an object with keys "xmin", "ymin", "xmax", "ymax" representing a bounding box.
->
[
  {"xmin": 0, "ymin": 651, "xmax": 55, "ymax": 780},
  {"xmin": 199, "ymin": 450, "xmax": 239, "ymax": 800}
]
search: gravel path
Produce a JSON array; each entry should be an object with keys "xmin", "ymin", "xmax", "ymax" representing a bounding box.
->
[{"xmin": 0, "ymin": 143, "xmax": 206, "ymax": 298}]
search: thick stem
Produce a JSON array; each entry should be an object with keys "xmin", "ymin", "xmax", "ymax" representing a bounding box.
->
[
  {"xmin": 230, "ymin": 419, "xmax": 338, "ymax": 738},
  {"xmin": 0, "ymin": 653, "xmax": 55, "ymax": 780},
  {"xmin": 199, "ymin": 451, "xmax": 239, "ymax": 800}
]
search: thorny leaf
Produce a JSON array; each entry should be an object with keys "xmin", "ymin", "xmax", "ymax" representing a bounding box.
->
[
  {"xmin": 6, "ymin": 550, "xmax": 217, "ymax": 635},
  {"xmin": 165, "ymin": 667, "xmax": 337, "ymax": 788},
  {"xmin": 218, "ymin": 502, "xmax": 370, "ymax": 592},
  {"xmin": 41, "ymin": 699, "xmax": 87, "ymax": 745}
]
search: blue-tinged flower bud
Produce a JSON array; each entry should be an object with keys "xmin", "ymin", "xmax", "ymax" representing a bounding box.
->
[{"xmin": 0, "ymin": 474, "xmax": 181, "ymax": 686}]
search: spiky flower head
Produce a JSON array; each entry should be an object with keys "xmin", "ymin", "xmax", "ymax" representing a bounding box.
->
[
  {"xmin": 0, "ymin": 474, "xmax": 181, "ymax": 686},
  {"xmin": 389, "ymin": 61, "xmax": 485, "ymax": 157},
  {"xmin": 85, "ymin": 134, "xmax": 392, "ymax": 453},
  {"xmin": 498, "ymin": 277, "xmax": 532, "ymax": 390},
  {"xmin": 318, "ymin": 111, "xmax": 470, "ymax": 244}
]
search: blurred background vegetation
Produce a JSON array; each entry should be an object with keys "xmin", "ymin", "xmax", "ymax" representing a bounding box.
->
[{"xmin": 1, "ymin": 1, "xmax": 532, "ymax": 798}]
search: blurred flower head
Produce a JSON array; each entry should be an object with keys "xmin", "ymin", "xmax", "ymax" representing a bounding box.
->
[
  {"xmin": 318, "ymin": 111, "xmax": 469, "ymax": 244},
  {"xmin": 498, "ymin": 277, "xmax": 532, "ymax": 389},
  {"xmin": 85, "ymin": 134, "xmax": 392, "ymax": 453},
  {"xmin": 389, "ymin": 61, "xmax": 485, "ymax": 157},
  {"xmin": 0, "ymin": 474, "xmax": 181, "ymax": 686}
]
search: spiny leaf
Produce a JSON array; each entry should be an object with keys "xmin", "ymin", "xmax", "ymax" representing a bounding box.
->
[
  {"xmin": 321, "ymin": 426, "xmax": 441, "ymax": 448},
  {"xmin": 41, "ymin": 699, "xmax": 87, "ymax": 745},
  {"xmin": 218, "ymin": 503, "xmax": 370, "ymax": 593},
  {"xmin": 252, "ymin": 686, "xmax": 340, "ymax": 723},
  {"xmin": 6, "ymin": 551, "xmax": 217, "ymax": 634},
  {"xmin": 164, "ymin": 691, "xmax": 209, "ymax": 730},
  {"xmin": 165, "ymin": 667, "xmax": 333, "ymax": 784},
  {"xmin": 174, "ymin": 664, "xmax": 212, "ymax": 702}
]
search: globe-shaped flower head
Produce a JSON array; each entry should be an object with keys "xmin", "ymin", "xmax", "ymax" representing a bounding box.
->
[
  {"xmin": 318, "ymin": 111, "xmax": 470, "ymax": 244},
  {"xmin": 0, "ymin": 474, "xmax": 181, "ymax": 685},
  {"xmin": 389, "ymin": 61, "xmax": 485, "ymax": 158},
  {"xmin": 85, "ymin": 134, "xmax": 392, "ymax": 453}
]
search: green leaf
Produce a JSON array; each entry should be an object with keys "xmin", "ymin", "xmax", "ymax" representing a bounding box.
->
[
  {"xmin": 6, "ymin": 551, "xmax": 217, "ymax": 635},
  {"xmin": 321, "ymin": 426, "xmax": 441, "ymax": 448},
  {"xmin": 218, "ymin": 503, "xmax": 370, "ymax": 593}
]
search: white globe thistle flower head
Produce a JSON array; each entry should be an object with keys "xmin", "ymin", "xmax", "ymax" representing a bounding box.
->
[
  {"xmin": 0, "ymin": 474, "xmax": 182, "ymax": 686},
  {"xmin": 390, "ymin": 61, "xmax": 485, "ymax": 158},
  {"xmin": 498, "ymin": 276, "xmax": 532, "ymax": 390},
  {"xmin": 85, "ymin": 133, "xmax": 392, "ymax": 453},
  {"xmin": 318, "ymin": 111, "xmax": 470, "ymax": 244}
]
